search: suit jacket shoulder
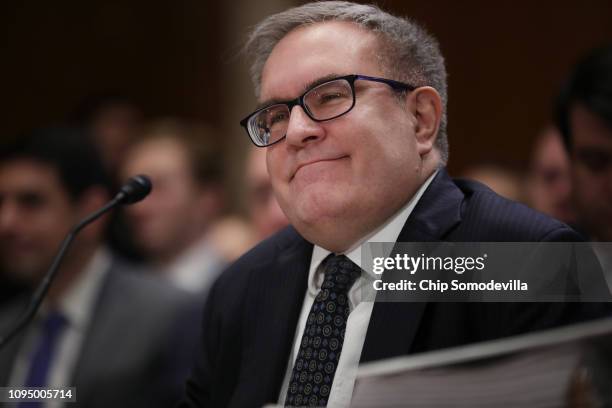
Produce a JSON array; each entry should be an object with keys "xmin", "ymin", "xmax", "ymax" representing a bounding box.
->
[
  {"xmin": 75, "ymin": 258, "xmax": 202, "ymax": 408},
  {"xmin": 450, "ymin": 176, "xmax": 577, "ymax": 241},
  {"xmin": 181, "ymin": 168, "xmax": 611, "ymax": 407},
  {"xmin": 362, "ymin": 170, "xmax": 610, "ymax": 361},
  {"xmin": 0, "ymin": 256, "xmax": 202, "ymax": 408},
  {"xmin": 182, "ymin": 226, "xmax": 314, "ymax": 408}
]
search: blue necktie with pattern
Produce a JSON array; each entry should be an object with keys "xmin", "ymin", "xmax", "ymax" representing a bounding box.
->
[
  {"xmin": 18, "ymin": 311, "xmax": 67, "ymax": 408},
  {"xmin": 285, "ymin": 254, "xmax": 361, "ymax": 407}
]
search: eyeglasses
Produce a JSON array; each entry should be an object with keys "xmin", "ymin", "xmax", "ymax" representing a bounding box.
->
[{"xmin": 240, "ymin": 74, "xmax": 416, "ymax": 147}]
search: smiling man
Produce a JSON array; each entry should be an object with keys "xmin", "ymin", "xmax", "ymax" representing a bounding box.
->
[
  {"xmin": 0, "ymin": 128, "xmax": 200, "ymax": 408},
  {"xmin": 180, "ymin": 3, "xmax": 610, "ymax": 407},
  {"xmin": 255, "ymin": 19, "xmax": 443, "ymax": 254}
]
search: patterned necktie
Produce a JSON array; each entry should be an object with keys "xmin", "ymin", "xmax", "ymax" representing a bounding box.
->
[
  {"xmin": 285, "ymin": 254, "xmax": 361, "ymax": 407},
  {"xmin": 18, "ymin": 311, "xmax": 67, "ymax": 408}
]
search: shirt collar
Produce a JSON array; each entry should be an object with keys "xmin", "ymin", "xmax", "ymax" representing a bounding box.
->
[{"xmin": 308, "ymin": 170, "xmax": 439, "ymax": 294}]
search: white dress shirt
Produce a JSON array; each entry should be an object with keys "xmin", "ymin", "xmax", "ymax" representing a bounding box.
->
[{"xmin": 278, "ymin": 171, "xmax": 438, "ymax": 407}]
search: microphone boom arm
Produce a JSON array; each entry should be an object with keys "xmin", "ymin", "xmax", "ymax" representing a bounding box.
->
[{"xmin": 0, "ymin": 175, "xmax": 151, "ymax": 350}]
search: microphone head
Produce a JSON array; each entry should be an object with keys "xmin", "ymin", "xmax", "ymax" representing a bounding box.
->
[{"xmin": 116, "ymin": 175, "xmax": 152, "ymax": 205}]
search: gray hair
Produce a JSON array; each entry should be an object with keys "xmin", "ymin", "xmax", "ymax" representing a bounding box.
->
[{"xmin": 244, "ymin": 1, "xmax": 449, "ymax": 164}]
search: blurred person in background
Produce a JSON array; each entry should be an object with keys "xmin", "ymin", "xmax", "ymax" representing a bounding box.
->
[
  {"xmin": 555, "ymin": 45, "xmax": 612, "ymax": 288},
  {"xmin": 461, "ymin": 163, "xmax": 525, "ymax": 202},
  {"xmin": 206, "ymin": 215, "xmax": 256, "ymax": 262},
  {"xmin": 555, "ymin": 45, "xmax": 612, "ymax": 242},
  {"xmin": 526, "ymin": 126, "xmax": 576, "ymax": 225},
  {"xmin": 72, "ymin": 93, "xmax": 145, "ymax": 262},
  {"xmin": 72, "ymin": 93, "xmax": 143, "ymax": 181},
  {"xmin": 245, "ymin": 146, "xmax": 289, "ymax": 241},
  {"xmin": 206, "ymin": 146, "xmax": 290, "ymax": 262},
  {"xmin": 120, "ymin": 119, "xmax": 227, "ymax": 294},
  {"xmin": 0, "ymin": 127, "xmax": 199, "ymax": 407}
]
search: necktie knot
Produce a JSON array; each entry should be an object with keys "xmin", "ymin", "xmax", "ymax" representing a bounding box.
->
[{"xmin": 321, "ymin": 254, "xmax": 361, "ymax": 293}]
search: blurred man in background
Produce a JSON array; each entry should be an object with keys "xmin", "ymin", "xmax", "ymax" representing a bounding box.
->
[
  {"xmin": 526, "ymin": 126, "xmax": 576, "ymax": 225},
  {"xmin": 555, "ymin": 45, "xmax": 612, "ymax": 289},
  {"xmin": 461, "ymin": 163, "xmax": 524, "ymax": 202},
  {"xmin": 72, "ymin": 93, "xmax": 143, "ymax": 181},
  {"xmin": 72, "ymin": 93, "xmax": 145, "ymax": 261},
  {"xmin": 0, "ymin": 127, "xmax": 198, "ymax": 407},
  {"xmin": 245, "ymin": 146, "xmax": 289, "ymax": 241},
  {"xmin": 555, "ymin": 45, "xmax": 612, "ymax": 241},
  {"xmin": 206, "ymin": 146, "xmax": 290, "ymax": 262},
  {"xmin": 120, "ymin": 119, "xmax": 226, "ymax": 294}
]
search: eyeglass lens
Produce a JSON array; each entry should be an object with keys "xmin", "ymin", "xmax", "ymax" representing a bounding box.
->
[{"xmin": 249, "ymin": 78, "xmax": 354, "ymax": 146}]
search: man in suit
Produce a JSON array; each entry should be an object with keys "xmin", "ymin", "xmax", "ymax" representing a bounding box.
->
[
  {"xmin": 555, "ymin": 45, "xmax": 612, "ymax": 243},
  {"xmin": 0, "ymin": 128, "xmax": 199, "ymax": 407},
  {"xmin": 180, "ymin": 2, "xmax": 611, "ymax": 407},
  {"xmin": 120, "ymin": 119, "xmax": 227, "ymax": 294}
]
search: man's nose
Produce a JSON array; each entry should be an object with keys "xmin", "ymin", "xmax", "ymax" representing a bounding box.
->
[{"xmin": 285, "ymin": 106, "xmax": 325, "ymax": 147}]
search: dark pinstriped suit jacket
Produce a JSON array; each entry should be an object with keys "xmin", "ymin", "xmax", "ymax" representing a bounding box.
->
[{"xmin": 179, "ymin": 169, "xmax": 611, "ymax": 408}]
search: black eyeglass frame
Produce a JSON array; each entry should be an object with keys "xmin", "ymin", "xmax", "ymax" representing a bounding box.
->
[{"xmin": 239, "ymin": 74, "xmax": 416, "ymax": 147}]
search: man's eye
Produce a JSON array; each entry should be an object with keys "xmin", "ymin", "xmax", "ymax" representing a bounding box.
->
[
  {"xmin": 19, "ymin": 192, "xmax": 46, "ymax": 209},
  {"xmin": 320, "ymin": 92, "xmax": 342, "ymax": 103},
  {"xmin": 269, "ymin": 111, "xmax": 289, "ymax": 126},
  {"xmin": 317, "ymin": 91, "xmax": 350, "ymax": 105}
]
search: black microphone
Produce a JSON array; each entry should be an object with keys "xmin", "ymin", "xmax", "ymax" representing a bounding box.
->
[
  {"xmin": 115, "ymin": 174, "xmax": 152, "ymax": 205},
  {"xmin": 0, "ymin": 175, "xmax": 153, "ymax": 350}
]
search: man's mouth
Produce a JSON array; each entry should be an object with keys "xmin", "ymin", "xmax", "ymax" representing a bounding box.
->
[{"xmin": 291, "ymin": 156, "xmax": 348, "ymax": 181}]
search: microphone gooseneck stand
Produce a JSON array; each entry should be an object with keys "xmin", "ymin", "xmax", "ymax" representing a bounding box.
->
[{"xmin": 0, "ymin": 175, "xmax": 152, "ymax": 351}]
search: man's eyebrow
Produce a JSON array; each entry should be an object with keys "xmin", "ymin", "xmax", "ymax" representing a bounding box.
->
[
  {"xmin": 300, "ymin": 73, "xmax": 344, "ymax": 94},
  {"xmin": 256, "ymin": 73, "xmax": 345, "ymax": 110}
]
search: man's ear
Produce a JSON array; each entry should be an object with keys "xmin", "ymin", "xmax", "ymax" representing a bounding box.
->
[{"xmin": 407, "ymin": 86, "xmax": 442, "ymax": 156}]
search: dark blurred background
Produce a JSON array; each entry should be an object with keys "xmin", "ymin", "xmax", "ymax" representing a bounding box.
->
[
  {"xmin": 1, "ymin": 1, "xmax": 611, "ymax": 401},
  {"xmin": 1, "ymin": 0, "xmax": 611, "ymax": 196}
]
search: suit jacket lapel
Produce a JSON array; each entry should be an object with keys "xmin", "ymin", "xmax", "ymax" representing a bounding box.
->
[
  {"xmin": 0, "ymin": 298, "xmax": 30, "ymax": 385},
  {"xmin": 360, "ymin": 169, "xmax": 463, "ymax": 362},
  {"xmin": 239, "ymin": 230, "xmax": 313, "ymax": 404},
  {"xmin": 70, "ymin": 260, "xmax": 115, "ymax": 398}
]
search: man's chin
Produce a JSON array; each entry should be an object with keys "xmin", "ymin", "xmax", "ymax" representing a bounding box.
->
[
  {"xmin": 292, "ymin": 193, "xmax": 346, "ymax": 220},
  {"xmin": 290, "ymin": 199, "xmax": 351, "ymax": 234}
]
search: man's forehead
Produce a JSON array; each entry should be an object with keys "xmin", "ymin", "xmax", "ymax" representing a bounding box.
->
[
  {"xmin": 258, "ymin": 21, "xmax": 382, "ymax": 103},
  {"xmin": 0, "ymin": 159, "xmax": 62, "ymax": 191},
  {"xmin": 0, "ymin": 158, "xmax": 54, "ymax": 176}
]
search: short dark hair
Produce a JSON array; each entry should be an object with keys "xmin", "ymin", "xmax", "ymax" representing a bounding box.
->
[
  {"xmin": 555, "ymin": 44, "xmax": 612, "ymax": 151},
  {"xmin": 0, "ymin": 127, "xmax": 111, "ymax": 200},
  {"xmin": 71, "ymin": 92, "xmax": 140, "ymax": 125},
  {"xmin": 135, "ymin": 119, "xmax": 225, "ymax": 187}
]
